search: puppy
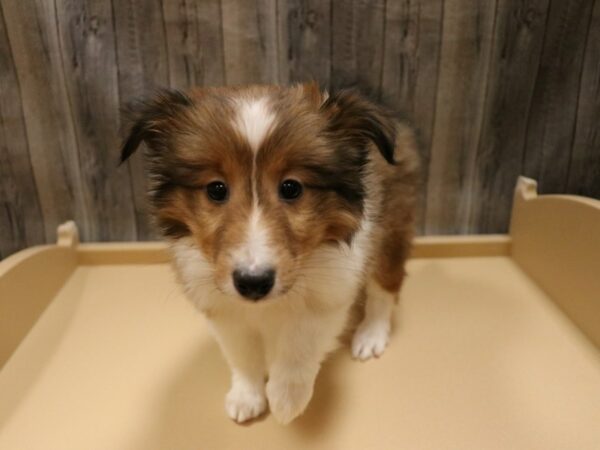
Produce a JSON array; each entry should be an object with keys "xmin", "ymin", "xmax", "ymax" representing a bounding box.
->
[{"xmin": 120, "ymin": 83, "xmax": 419, "ymax": 424}]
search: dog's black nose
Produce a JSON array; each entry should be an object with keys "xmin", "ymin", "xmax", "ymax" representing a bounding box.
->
[{"xmin": 233, "ymin": 269, "xmax": 275, "ymax": 300}]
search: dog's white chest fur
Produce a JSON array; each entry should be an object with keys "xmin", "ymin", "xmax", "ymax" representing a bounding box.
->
[{"xmin": 169, "ymin": 215, "xmax": 386, "ymax": 424}]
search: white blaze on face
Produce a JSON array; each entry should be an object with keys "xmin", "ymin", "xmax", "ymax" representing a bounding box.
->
[
  {"xmin": 233, "ymin": 96, "xmax": 276, "ymax": 153},
  {"xmin": 235, "ymin": 207, "xmax": 274, "ymax": 274},
  {"xmin": 232, "ymin": 95, "xmax": 277, "ymax": 274}
]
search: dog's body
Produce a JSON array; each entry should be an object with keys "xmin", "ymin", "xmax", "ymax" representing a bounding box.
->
[{"xmin": 121, "ymin": 83, "xmax": 419, "ymax": 424}]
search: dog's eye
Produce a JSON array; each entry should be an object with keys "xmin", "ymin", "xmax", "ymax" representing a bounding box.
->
[
  {"xmin": 206, "ymin": 181, "xmax": 228, "ymax": 203},
  {"xmin": 279, "ymin": 179, "xmax": 303, "ymax": 201}
]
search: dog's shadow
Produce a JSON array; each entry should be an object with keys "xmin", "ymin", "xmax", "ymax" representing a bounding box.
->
[{"xmin": 128, "ymin": 339, "xmax": 350, "ymax": 450}]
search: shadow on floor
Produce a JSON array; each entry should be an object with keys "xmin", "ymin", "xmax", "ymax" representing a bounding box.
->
[{"xmin": 127, "ymin": 338, "xmax": 350, "ymax": 450}]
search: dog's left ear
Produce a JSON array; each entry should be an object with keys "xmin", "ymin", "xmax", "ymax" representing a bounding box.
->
[{"xmin": 320, "ymin": 89, "xmax": 396, "ymax": 164}]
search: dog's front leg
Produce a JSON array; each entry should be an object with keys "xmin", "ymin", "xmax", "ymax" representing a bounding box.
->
[
  {"xmin": 265, "ymin": 307, "xmax": 347, "ymax": 424},
  {"xmin": 208, "ymin": 316, "xmax": 267, "ymax": 423}
]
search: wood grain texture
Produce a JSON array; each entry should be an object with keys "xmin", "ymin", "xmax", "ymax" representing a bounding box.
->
[
  {"xmin": 0, "ymin": 4, "xmax": 45, "ymax": 259},
  {"xmin": 221, "ymin": 0, "xmax": 279, "ymax": 85},
  {"xmin": 2, "ymin": 0, "xmax": 89, "ymax": 241},
  {"xmin": 55, "ymin": 0, "xmax": 137, "ymax": 241},
  {"xmin": 567, "ymin": 0, "xmax": 600, "ymax": 200},
  {"xmin": 470, "ymin": 0, "xmax": 551, "ymax": 233},
  {"xmin": 162, "ymin": 0, "xmax": 225, "ymax": 90},
  {"xmin": 330, "ymin": 0, "xmax": 386, "ymax": 94},
  {"xmin": 1, "ymin": 1, "xmax": 599, "ymax": 257},
  {"xmin": 277, "ymin": 0, "xmax": 332, "ymax": 86},
  {"xmin": 425, "ymin": 0, "xmax": 498, "ymax": 234},
  {"xmin": 112, "ymin": 0, "xmax": 170, "ymax": 94},
  {"xmin": 522, "ymin": 0, "xmax": 594, "ymax": 194},
  {"xmin": 381, "ymin": 0, "xmax": 443, "ymax": 233},
  {"xmin": 112, "ymin": 0, "xmax": 170, "ymax": 240}
]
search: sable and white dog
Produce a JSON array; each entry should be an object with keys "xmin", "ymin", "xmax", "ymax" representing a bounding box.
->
[{"xmin": 120, "ymin": 83, "xmax": 419, "ymax": 424}]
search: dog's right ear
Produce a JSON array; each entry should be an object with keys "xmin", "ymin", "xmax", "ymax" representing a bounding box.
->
[{"xmin": 119, "ymin": 89, "xmax": 193, "ymax": 164}]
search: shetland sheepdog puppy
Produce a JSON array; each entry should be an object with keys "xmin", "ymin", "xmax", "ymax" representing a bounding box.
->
[{"xmin": 120, "ymin": 82, "xmax": 419, "ymax": 424}]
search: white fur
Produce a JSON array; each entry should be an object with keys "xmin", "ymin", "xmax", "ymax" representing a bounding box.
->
[
  {"xmin": 225, "ymin": 374, "xmax": 267, "ymax": 422},
  {"xmin": 170, "ymin": 158, "xmax": 392, "ymax": 424},
  {"xmin": 230, "ymin": 97, "xmax": 278, "ymax": 286},
  {"xmin": 170, "ymin": 238, "xmax": 217, "ymax": 309},
  {"xmin": 233, "ymin": 97, "xmax": 276, "ymax": 152},
  {"xmin": 352, "ymin": 279, "xmax": 395, "ymax": 360},
  {"xmin": 232, "ymin": 207, "xmax": 273, "ymax": 274}
]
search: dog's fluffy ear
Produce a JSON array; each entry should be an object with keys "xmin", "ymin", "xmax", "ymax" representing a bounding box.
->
[
  {"xmin": 320, "ymin": 89, "xmax": 397, "ymax": 164},
  {"xmin": 119, "ymin": 89, "xmax": 193, "ymax": 164}
]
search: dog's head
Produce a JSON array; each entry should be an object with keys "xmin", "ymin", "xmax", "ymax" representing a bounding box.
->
[{"xmin": 120, "ymin": 83, "xmax": 397, "ymax": 302}]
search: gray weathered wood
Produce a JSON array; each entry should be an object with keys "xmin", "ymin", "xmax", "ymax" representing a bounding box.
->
[
  {"xmin": 112, "ymin": 0, "xmax": 170, "ymax": 240},
  {"xmin": 523, "ymin": 0, "xmax": 594, "ymax": 194},
  {"xmin": 470, "ymin": 0, "xmax": 551, "ymax": 233},
  {"xmin": 162, "ymin": 0, "xmax": 225, "ymax": 90},
  {"xmin": 2, "ymin": 0, "xmax": 89, "ymax": 242},
  {"xmin": 277, "ymin": 0, "xmax": 332, "ymax": 87},
  {"xmin": 1, "ymin": 0, "xmax": 599, "ymax": 258},
  {"xmin": 112, "ymin": 0, "xmax": 170, "ymax": 93},
  {"xmin": 425, "ymin": 0, "xmax": 498, "ymax": 234},
  {"xmin": 381, "ymin": 0, "xmax": 443, "ymax": 233},
  {"xmin": 221, "ymin": 0, "xmax": 279, "ymax": 85},
  {"xmin": 55, "ymin": 0, "xmax": 137, "ymax": 242},
  {"xmin": 0, "ymin": 4, "xmax": 45, "ymax": 258},
  {"xmin": 567, "ymin": 0, "xmax": 600, "ymax": 200},
  {"xmin": 330, "ymin": 0, "xmax": 386, "ymax": 94}
]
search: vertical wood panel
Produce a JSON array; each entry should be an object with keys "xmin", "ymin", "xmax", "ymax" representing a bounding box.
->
[
  {"xmin": 221, "ymin": 0, "xmax": 279, "ymax": 85},
  {"xmin": 425, "ymin": 1, "xmax": 498, "ymax": 234},
  {"xmin": 330, "ymin": 0, "xmax": 386, "ymax": 94},
  {"xmin": 567, "ymin": 0, "xmax": 600, "ymax": 200},
  {"xmin": 522, "ymin": 0, "xmax": 594, "ymax": 193},
  {"xmin": 352, "ymin": 0, "xmax": 385, "ymax": 95},
  {"xmin": 0, "ymin": 4, "xmax": 45, "ymax": 258},
  {"xmin": 381, "ymin": 0, "xmax": 443, "ymax": 233},
  {"xmin": 112, "ymin": 0, "xmax": 170, "ymax": 240},
  {"xmin": 277, "ymin": 0, "xmax": 332, "ymax": 87},
  {"xmin": 55, "ymin": 0, "xmax": 137, "ymax": 242},
  {"xmin": 162, "ymin": 0, "xmax": 225, "ymax": 90},
  {"xmin": 112, "ymin": 0, "xmax": 170, "ymax": 93},
  {"xmin": 1, "ymin": 1, "xmax": 599, "ymax": 257},
  {"xmin": 2, "ymin": 0, "xmax": 90, "ymax": 241},
  {"xmin": 470, "ymin": 0, "xmax": 550, "ymax": 233}
]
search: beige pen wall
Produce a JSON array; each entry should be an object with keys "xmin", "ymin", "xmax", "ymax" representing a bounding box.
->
[{"xmin": 1, "ymin": 0, "xmax": 599, "ymax": 258}]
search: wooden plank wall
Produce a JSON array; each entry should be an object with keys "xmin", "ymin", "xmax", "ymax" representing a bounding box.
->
[{"xmin": 0, "ymin": 0, "xmax": 598, "ymax": 258}]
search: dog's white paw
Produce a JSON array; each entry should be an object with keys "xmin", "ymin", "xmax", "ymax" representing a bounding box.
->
[
  {"xmin": 225, "ymin": 382, "xmax": 267, "ymax": 423},
  {"xmin": 266, "ymin": 376, "xmax": 314, "ymax": 424},
  {"xmin": 352, "ymin": 321, "xmax": 390, "ymax": 361}
]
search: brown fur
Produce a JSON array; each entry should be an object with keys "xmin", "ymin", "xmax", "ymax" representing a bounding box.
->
[{"xmin": 120, "ymin": 83, "xmax": 420, "ymax": 300}]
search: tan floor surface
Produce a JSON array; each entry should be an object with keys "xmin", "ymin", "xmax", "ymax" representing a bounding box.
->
[{"xmin": 1, "ymin": 257, "xmax": 599, "ymax": 450}]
